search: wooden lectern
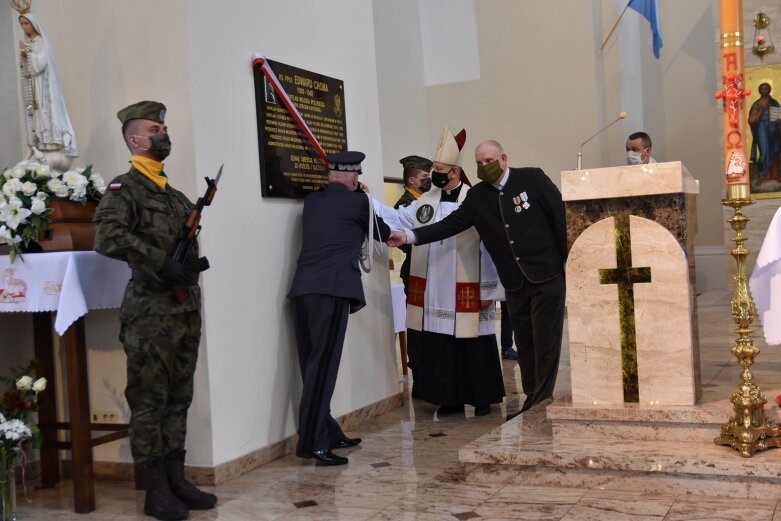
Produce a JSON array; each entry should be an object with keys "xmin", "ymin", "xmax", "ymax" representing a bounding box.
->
[{"xmin": 561, "ymin": 161, "xmax": 701, "ymax": 406}]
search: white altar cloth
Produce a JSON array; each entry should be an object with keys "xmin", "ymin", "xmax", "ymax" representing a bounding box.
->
[
  {"xmin": 750, "ymin": 207, "xmax": 781, "ymax": 345},
  {"xmin": 0, "ymin": 251, "xmax": 130, "ymax": 335},
  {"xmin": 391, "ymin": 283, "xmax": 406, "ymax": 334}
]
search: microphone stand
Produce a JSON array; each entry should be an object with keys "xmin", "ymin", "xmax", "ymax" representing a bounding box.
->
[{"xmin": 576, "ymin": 112, "xmax": 626, "ymax": 170}]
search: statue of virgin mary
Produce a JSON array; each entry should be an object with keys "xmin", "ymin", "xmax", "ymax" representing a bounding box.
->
[{"xmin": 17, "ymin": 7, "xmax": 78, "ymax": 169}]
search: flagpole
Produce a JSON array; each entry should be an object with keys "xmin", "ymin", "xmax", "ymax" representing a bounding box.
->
[{"xmin": 600, "ymin": 2, "xmax": 631, "ymax": 53}]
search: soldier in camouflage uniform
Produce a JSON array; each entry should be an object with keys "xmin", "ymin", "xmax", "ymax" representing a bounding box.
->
[{"xmin": 94, "ymin": 101, "xmax": 216, "ymax": 521}]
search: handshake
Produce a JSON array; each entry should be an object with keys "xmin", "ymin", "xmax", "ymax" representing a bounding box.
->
[
  {"xmin": 160, "ymin": 255, "xmax": 210, "ymax": 286},
  {"xmin": 386, "ymin": 231, "xmax": 408, "ymax": 248}
]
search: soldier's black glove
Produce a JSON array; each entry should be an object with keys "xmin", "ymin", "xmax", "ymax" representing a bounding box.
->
[
  {"xmin": 185, "ymin": 255, "xmax": 210, "ymax": 273},
  {"xmin": 160, "ymin": 256, "xmax": 199, "ymax": 285}
]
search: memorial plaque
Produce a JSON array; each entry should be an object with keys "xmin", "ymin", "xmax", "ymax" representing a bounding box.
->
[{"xmin": 252, "ymin": 59, "xmax": 347, "ymax": 198}]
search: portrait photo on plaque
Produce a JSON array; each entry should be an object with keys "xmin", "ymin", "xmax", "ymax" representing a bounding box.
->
[{"xmin": 252, "ymin": 58, "xmax": 348, "ymax": 198}]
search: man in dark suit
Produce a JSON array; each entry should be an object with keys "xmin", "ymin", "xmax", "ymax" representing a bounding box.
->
[
  {"xmin": 388, "ymin": 140, "xmax": 567, "ymax": 421},
  {"xmin": 288, "ymin": 151, "xmax": 391, "ymax": 465}
]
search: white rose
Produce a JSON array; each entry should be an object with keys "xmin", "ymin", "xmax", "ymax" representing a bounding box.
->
[
  {"xmin": 31, "ymin": 198, "xmax": 47, "ymax": 215},
  {"xmin": 47, "ymin": 179, "xmax": 64, "ymax": 192},
  {"xmin": 21, "ymin": 181, "xmax": 37, "ymax": 196},
  {"xmin": 2, "ymin": 178, "xmax": 23, "ymax": 197},
  {"xmin": 55, "ymin": 185, "xmax": 70, "ymax": 198},
  {"xmin": 31, "ymin": 163, "xmax": 51, "ymax": 179},
  {"xmin": 32, "ymin": 377, "xmax": 47, "ymax": 393},
  {"xmin": 89, "ymin": 173, "xmax": 107, "ymax": 194},
  {"xmin": 35, "ymin": 191, "xmax": 48, "ymax": 200},
  {"xmin": 16, "ymin": 375, "xmax": 33, "ymax": 391},
  {"xmin": 10, "ymin": 167, "xmax": 26, "ymax": 179},
  {"xmin": 63, "ymin": 171, "xmax": 87, "ymax": 188}
]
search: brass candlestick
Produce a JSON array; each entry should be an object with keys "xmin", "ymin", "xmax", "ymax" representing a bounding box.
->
[{"xmin": 714, "ymin": 196, "xmax": 781, "ymax": 457}]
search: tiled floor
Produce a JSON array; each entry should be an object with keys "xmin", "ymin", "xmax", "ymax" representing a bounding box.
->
[{"xmin": 16, "ymin": 289, "xmax": 781, "ymax": 520}]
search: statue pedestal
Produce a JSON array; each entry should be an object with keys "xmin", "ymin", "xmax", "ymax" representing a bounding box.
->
[{"xmin": 561, "ymin": 161, "xmax": 701, "ymax": 406}]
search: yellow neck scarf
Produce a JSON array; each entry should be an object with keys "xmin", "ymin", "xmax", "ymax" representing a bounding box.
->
[
  {"xmin": 406, "ymin": 186, "xmax": 422, "ymax": 199},
  {"xmin": 131, "ymin": 155, "xmax": 167, "ymax": 190}
]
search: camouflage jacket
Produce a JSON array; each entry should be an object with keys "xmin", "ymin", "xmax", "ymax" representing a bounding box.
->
[{"xmin": 93, "ymin": 167, "xmax": 201, "ymax": 321}]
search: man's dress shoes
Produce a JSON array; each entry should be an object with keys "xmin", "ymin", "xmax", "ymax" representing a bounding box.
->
[
  {"xmin": 310, "ymin": 449, "xmax": 348, "ymax": 465},
  {"xmin": 331, "ymin": 436, "xmax": 362, "ymax": 449}
]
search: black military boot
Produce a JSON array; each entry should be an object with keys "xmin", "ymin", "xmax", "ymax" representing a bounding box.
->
[
  {"xmin": 144, "ymin": 460, "xmax": 188, "ymax": 520},
  {"xmin": 163, "ymin": 450, "xmax": 217, "ymax": 510}
]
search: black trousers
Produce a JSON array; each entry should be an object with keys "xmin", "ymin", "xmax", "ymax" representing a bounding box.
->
[
  {"xmin": 500, "ymin": 301, "xmax": 514, "ymax": 349},
  {"xmin": 293, "ymin": 294, "xmax": 349, "ymax": 453},
  {"xmin": 505, "ymin": 275, "xmax": 565, "ymax": 409}
]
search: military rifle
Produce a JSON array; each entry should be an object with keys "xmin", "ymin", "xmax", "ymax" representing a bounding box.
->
[{"xmin": 171, "ymin": 164, "xmax": 223, "ymax": 303}]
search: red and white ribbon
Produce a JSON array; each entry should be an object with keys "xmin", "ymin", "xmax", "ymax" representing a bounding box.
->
[{"xmin": 251, "ymin": 53, "xmax": 327, "ymax": 163}]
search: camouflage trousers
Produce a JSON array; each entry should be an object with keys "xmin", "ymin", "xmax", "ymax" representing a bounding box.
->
[{"xmin": 119, "ymin": 311, "xmax": 201, "ymax": 465}]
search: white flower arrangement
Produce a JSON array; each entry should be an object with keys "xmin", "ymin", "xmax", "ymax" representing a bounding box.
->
[
  {"xmin": 0, "ymin": 416, "xmax": 32, "ymax": 442},
  {"xmin": 1, "ymin": 364, "xmax": 46, "ymax": 472},
  {"xmin": 0, "ymin": 159, "xmax": 106, "ymax": 262}
]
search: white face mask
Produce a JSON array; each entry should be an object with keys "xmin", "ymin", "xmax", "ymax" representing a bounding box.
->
[{"xmin": 626, "ymin": 150, "xmax": 644, "ymax": 165}]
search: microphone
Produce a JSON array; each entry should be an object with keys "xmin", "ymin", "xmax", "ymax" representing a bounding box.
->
[{"xmin": 576, "ymin": 111, "xmax": 627, "ymax": 170}]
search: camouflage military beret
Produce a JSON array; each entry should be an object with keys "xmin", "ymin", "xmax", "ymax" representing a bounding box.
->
[
  {"xmin": 117, "ymin": 101, "xmax": 167, "ymax": 125},
  {"xmin": 399, "ymin": 155, "xmax": 432, "ymax": 171}
]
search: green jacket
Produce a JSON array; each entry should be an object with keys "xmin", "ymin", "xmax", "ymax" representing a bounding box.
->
[{"xmin": 94, "ymin": 167, "xmax": 200, "ymax": 321}]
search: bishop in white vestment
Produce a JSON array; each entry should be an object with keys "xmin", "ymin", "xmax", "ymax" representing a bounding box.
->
[{"xmin": 378, "ymin": 128, "xmax": 505, "ymax": 415}]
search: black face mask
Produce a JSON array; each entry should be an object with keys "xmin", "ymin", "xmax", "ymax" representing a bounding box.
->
[
  {"xmin": 418, "ymin": 177, "xmax": 432, "ymax": 192},
  {"xmin": 431, "ymin": 170, "xmax": 451, "ymax": 188},
  {"xmin": 141, "ymin": 133, "xmax": 172, "ymax": 161}
]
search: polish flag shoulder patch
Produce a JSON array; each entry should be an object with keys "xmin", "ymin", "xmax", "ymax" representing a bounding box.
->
[{"xmin": 109, "ymin": 182, "xmax": 122, "ymax": 191}]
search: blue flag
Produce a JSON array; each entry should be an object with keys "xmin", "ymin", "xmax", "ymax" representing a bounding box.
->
[{"xmin": 628, "ymin": 0, "xmax": 663, "ymax": 59}]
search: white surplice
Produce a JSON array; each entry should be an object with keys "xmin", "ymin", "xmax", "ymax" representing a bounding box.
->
[{"xmin": 374, "ymin": 187, "xmax": 503, "ymax": 337}]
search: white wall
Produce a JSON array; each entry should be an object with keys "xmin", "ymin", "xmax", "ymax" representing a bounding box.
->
[
  {"xmin": 373, "ymin": 0, "xmax": 432, "ymax": 180},
  {"xmin": 184, "ymin": 0, "xmax": 397, "ymax": 466}
]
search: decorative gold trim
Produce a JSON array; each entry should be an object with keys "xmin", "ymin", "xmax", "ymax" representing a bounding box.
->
[
  {"xmin": 720, "ymin": 31, "xmax": 742, "ymax": 38},
  {"xmin": 10, "ymin": 0, "xmax": 31, "ymax": 15},
  {"xmin": 721, "ymin": 41, "xmax": 743, "ymax": 49}
]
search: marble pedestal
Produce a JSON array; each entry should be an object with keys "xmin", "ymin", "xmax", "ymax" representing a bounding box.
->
[
  {"xmin": 459, "ymin": 392, "xmax": 781, "ymax": 499},
  {"xmin": 562, "ymin": 162, "xmax": 702, "ymax": 406}
]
